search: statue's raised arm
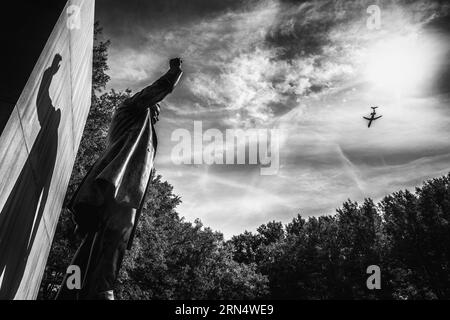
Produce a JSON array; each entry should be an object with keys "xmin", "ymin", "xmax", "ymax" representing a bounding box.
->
[{"xmin": 124, "ymin": 58, "xmax": 183, "ymax": 110}]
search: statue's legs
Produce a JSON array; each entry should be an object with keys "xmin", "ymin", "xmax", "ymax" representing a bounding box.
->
[{"xmin": 56, "ymin": 199, "xmax": 136, "ymax": 300}]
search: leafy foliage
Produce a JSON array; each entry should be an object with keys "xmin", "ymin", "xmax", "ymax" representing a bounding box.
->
[
  {"xmin": 228, "ymin": 180, "xmax": 450, "ymax": 300},
  {"xmin": 116, "ymin": 175, "xmax": 268, "ymax": 300},
  {"xmin": 92, "ymin": 21, "xmax": 111, "ymax": 93}
]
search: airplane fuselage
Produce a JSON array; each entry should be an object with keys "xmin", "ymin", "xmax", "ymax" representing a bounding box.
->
[{"xmin": 363, "ymin": 110, "xmax": 382, "ymax": 127}]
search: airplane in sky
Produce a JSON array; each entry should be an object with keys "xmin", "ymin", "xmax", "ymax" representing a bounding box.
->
[{"xmin": 363, "ymin": 107, "xmax": 382, "ymax": 128}]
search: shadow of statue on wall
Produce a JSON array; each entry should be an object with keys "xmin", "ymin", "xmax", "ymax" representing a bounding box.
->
[{"xmin": 0, "ymin": 54, "xmax": 62, "ymax": 299}]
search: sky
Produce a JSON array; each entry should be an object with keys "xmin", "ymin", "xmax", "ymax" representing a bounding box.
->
[{"xmin": 96, "ymin": 0, "xmax": 450, "ymax": 238}]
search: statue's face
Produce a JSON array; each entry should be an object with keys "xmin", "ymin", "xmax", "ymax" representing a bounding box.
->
[{"xmin": 150, "ymin": 104, "xmax": 161, "ymax": 124}]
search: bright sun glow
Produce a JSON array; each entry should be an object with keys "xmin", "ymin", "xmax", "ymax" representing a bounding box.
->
[{"xmin": 365, "ymin": 34, "xmax": 432, "ymax": 94}]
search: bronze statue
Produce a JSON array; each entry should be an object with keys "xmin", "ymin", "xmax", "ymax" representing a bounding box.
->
[{"xmin": 57, "ymin": 58, "xmax": 183, "ymax": 300}]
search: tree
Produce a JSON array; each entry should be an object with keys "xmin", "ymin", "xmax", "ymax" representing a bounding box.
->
[
  {"xmin": 230, "ymin": 231, "xmax": 262, "ymax": 264},
  {"xmin": 117, "ymin": 175, "xmax": 268, "ymax": 300},
  {"xmin": 231, "ymin": 175, "xmax": 450, "ymax": 300},
  {"xmin": 92, "ymin": 21, "xmax": 111, "ymax": 93},
  {"xmin": 381, "ymin": 174, "xmax": 450, "ymax": 299}
]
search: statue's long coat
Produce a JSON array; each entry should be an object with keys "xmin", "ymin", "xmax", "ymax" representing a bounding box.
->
[{"xmin": 70, "ymin": 67, "xmax": 182, "ymax": 230}]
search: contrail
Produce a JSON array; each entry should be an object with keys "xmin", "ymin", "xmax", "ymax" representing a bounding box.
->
[{"xmin": 335, "ymin": 143, "xmax": 365, "ymax": 194}]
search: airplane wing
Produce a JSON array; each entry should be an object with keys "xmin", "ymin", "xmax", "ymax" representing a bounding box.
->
[
  {"xmin": 373, "ymin": 116, "xmax": 382, "ymax": 120},
  {"xmin": 363, "ymin": 117, "xmax": 371, "ymax": 120}
]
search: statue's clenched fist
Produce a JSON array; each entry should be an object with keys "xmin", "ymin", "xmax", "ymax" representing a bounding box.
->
[{"xmin": 170, "ymin": 58, "xmax": 182, "ymax": 70}]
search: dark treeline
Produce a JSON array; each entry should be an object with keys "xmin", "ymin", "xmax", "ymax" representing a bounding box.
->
[
  {"xmin": 39, "ymin": 170, "xmax": 450, "ymax": 300},
  {"xmin": 229, "ymin": 177, "xmax": 450, "ymax": 299},
  {"xmin": 38, "ymin": 23, "xmax": 450, "ymax": 300}
]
